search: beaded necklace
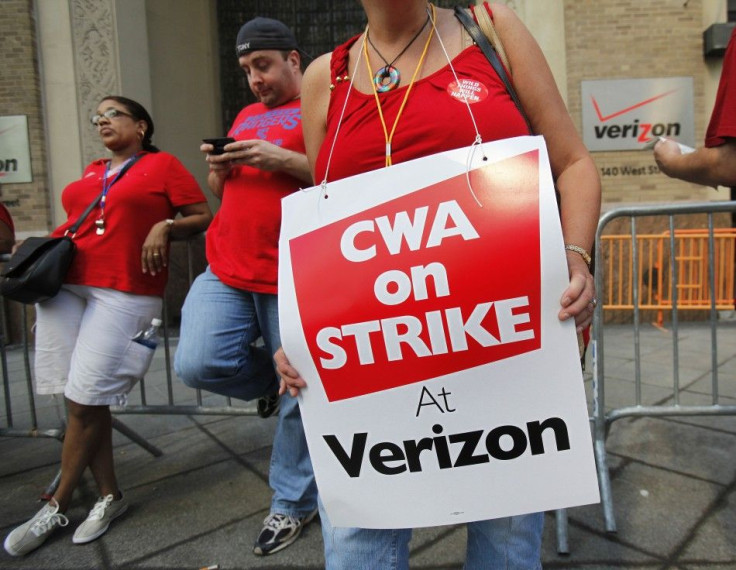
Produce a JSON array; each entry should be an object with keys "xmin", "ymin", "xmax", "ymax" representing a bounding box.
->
[{"xmin": 366, "ymin": 11, "xmax": 430, "ymax": 93}]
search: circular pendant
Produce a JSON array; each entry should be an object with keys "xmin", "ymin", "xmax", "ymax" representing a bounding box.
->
[{"xmin": 374, "ymin": 66, "xmax": 400, "ymax": 93}]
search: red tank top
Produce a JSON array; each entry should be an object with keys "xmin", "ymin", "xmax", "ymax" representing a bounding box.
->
[{"xmin": 314, "ymin": 36, "xmax": 529, "ymax": 183}]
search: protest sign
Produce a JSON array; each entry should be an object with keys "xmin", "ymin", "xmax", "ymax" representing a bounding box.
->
[{"xmin": 279, "ymin": 136, "xmax": 599, "ymax": 528}]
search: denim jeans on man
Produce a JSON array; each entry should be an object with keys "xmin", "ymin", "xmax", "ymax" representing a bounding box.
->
[
  {"xmin": 175, "ymin": 267, "xmax": 317, "ymax": 516},
  {"xmin": 319, "ymin": 496, "xmax": 544, "ymax": 570}
]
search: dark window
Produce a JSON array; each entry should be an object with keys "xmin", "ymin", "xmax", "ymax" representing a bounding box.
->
[{"xmin": 729, "ymin": 0, "xmax": 736, "ymax": 22}]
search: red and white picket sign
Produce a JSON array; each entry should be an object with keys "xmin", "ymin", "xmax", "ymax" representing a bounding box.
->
[{"xmin": 279, "ymin": 136, "xmax": 599, "ymax": 528}]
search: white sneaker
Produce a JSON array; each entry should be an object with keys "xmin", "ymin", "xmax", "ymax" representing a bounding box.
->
[
  {"xmin": 3, "ymin": 498, "xmax": 69, "ymax": 556},
  {"xmin": 72, "ymin": 493, "xmax": 128, "ymax": 544}
]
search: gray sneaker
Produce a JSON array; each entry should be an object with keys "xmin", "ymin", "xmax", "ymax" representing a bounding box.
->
[
  {"xmin": 253, "ymin": 508, "xmax": 318, "ymax": 556},
  {"xmin": 72, "ymin": 493, "xmax": 128, "ymax": 544},
  {"xmin": 3, "ymin": 498, "xmax": 69, "ymax": 556}
]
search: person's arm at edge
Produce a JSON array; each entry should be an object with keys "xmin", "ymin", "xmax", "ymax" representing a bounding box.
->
[
  {"xmin": 301, "ymin": 53, "xmax": 333, "ymax": 176},
  {"xmin": 492, "ymin": 4, "xmax": 602, "ymax": 331},
  {"xmin": 167, "ymin": 202, "xmax": 213, "ymax": 239},
  {"xmin": 0, "ymin": 222, "xmax": 14, "ymax": 255},
  {"xmin": 654, "ymin": 138, "xmax": 736, "ymax": 188},
  {"xmin": 276, "ymin": 52, "xmax": 333, "ymax": 397}
]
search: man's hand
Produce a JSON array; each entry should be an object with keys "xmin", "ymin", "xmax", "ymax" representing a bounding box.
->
[
  {"xmin": 202, "ymin": 142, "xmax": 234, "ymax": 173},
  {"xmin": 202, "ymin": 142, "xmax": 235, "ymax": 199},
  {"xmin": 652, "ymin": 138, "xmax": 685, "ymax": 178},
  {"xmin": 225, "ymin": 139, "xmax": 289, "ymax": 171},
  {"xmin": 653, "ymin": 138, "xmax": 736, "ymax": 188},
  {"xmin": 214, "ymin": 139, "xmax": 312, "ymax": 183}
]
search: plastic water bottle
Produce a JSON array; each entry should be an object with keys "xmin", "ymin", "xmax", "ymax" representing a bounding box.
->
[{"xmin": 132, "ymin": 318, "xmax": 162, "ymax": 349}]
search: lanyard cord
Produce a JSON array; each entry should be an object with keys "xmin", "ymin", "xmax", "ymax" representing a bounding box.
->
[
  {"xmin": 99, "ymin": 155, "xmax": 135, "ymax": 219},
  {"xmin": 364, "ymin": 3, "xmax": 436, "ymax": 167}
]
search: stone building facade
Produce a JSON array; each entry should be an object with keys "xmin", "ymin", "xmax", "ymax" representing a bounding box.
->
[{"xmin": 1, "ymin": 0, "xmax": 50, "ymax": 233}]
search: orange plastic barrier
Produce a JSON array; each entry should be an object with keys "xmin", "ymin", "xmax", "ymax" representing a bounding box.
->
[{"xmin": 600, "ymin": 228, "xmax": 736, "ymax": 325}]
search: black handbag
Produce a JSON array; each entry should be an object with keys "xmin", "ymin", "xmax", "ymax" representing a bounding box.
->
[
  {"xmin": 0, "ymin": 192, "xmax": 104, "ymax": 304},
  {"xmin": 0, "ymin": 236, "xmax": 78, "ymax": 304}
]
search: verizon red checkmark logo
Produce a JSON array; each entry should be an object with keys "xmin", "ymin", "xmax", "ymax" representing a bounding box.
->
[
  {"xmin": 288, "ymin": 151, "xmax": 542, "ymax": 402},
  {"xmin": 591, "ymin": 89, "xmax": 677, "ymax": 122}
]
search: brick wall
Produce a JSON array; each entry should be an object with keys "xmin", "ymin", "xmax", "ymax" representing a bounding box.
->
[
  {"xmin": 1, "ymin": 0, "xmax": 52, "ymax": 343},
  {"xmin": 0, "ymin": 0, "xmax": 51, "ymax": 234},
  {"xmin": 564, "ymin": 0, "xmax": 712, "ymax": 206}
]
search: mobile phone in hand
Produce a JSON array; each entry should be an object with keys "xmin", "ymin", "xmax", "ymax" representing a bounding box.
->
[{"xmin": 202, "ymin": 137, "xmax": 235, "ymax": 155}]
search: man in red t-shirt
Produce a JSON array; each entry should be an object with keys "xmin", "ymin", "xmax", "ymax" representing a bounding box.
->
[
  {"xmin": 655, "ymin": 26, "xmax": 736, "ymax": 205},
  {"xmin": 174, "ymin": 17, "xmax": 317, "ymax": 557},
  {"xmin": 655, "ymin": 27, "xmax": 736, "ymax": 188},
  {"xmin": 655, "ymin": 25, "xmax": 736, "ymax": 307}
]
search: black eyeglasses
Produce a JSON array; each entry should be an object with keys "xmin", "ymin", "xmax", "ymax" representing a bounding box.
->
[{"xmin": 90, "ymin": 108, "xmax": 133, "ymax": 126}]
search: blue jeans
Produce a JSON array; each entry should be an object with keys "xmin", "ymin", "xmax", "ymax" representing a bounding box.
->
[
  {"xmin": 319, "ymin": 498, "xmax": 544, "ymax": 570},
  {"xmin": 175, "ymin": 267, "xmax": 317, "ymax": 516}
]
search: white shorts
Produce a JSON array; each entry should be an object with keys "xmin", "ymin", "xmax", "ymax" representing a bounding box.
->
[{"xmin": 34, "ymin": 284, "xmax": 163, "ymax": 406}]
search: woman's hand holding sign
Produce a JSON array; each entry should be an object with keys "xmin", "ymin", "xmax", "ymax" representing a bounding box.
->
[{"xmin": 559, "ymin": 250, "xmax": 596, "ymax": 333}]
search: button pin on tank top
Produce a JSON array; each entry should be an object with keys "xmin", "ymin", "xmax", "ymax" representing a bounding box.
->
[{"xmin": 366, "ymin": 11, "xmax": 430, "ymax": 93}]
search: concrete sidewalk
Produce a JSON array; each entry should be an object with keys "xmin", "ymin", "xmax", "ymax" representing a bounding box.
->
[{"xmin": 1, "ymin": 320, "xmax": 735, "ymax": 569}]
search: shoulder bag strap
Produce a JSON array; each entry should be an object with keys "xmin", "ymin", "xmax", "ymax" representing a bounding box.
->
[
  {"xmin": 453, "ymin": 6, "xmax": 533, "ymax": 135},
  {"xmin": 66, "ymin": 153, "xmax": 143, "ymax": 236}
]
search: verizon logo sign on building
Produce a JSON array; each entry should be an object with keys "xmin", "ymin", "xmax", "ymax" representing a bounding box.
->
[
  {"xmin": 582, "ymin": 77, "xmax": 695, "ymax": 152},
  {"xmin": 0, "ymin": 116, "xmax": 32, "ymax": 183}
]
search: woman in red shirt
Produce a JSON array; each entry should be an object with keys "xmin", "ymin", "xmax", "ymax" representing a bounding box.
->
[
  {"xmin": 4, "ymin": 96, "xmax": 211, "ymax": 557},
  {"xmin": 278, "ymin": 2, "xmax": 601, "ymax": 568}
]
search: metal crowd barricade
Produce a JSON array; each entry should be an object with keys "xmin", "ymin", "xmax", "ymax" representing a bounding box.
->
[
  {"xmin": 0, "ymin": 238, "xmax": 259, "ymax": 455},
  {"xmin": 0, "ymin": 250, "xmax": 67, "ymax": 444},
  {"xmin": 590, "ymin": 200, "xmax": 736, "ymax": 535},
  {"xmin": 8, "ymin": 205, "xmax": 733, "ymax": 553},
  {"xmin": 0, "ymin": 302, "xmax": 67, "ymax": 443}
]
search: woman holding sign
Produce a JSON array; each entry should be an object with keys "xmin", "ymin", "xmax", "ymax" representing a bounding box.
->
[{"xmin": 277, "ymin": 1, "xmax": 601, "ymax": 568}]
